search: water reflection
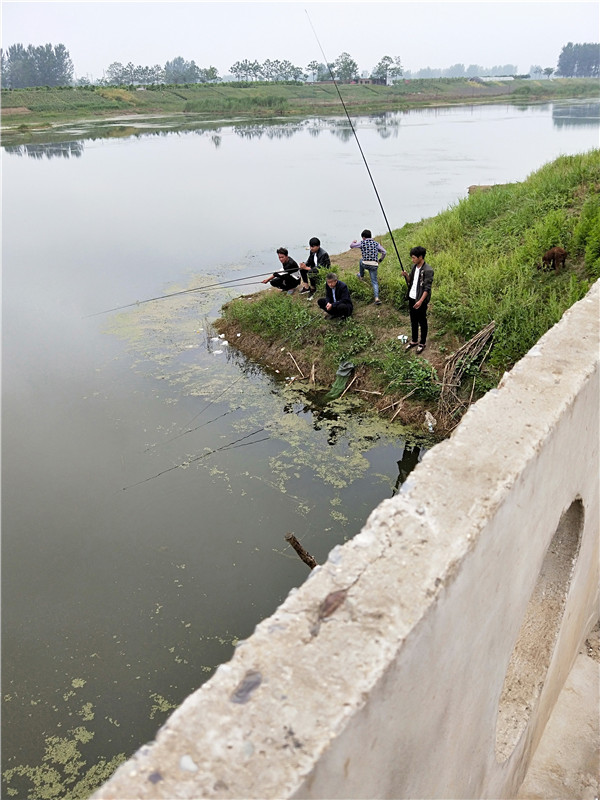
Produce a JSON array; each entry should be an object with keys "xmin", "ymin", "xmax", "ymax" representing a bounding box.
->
[
  {"xmin": 3, "ymin": 140, "xmax": 85, "ymax": 159},
  {"xmin": 3, "ymin": 101, "xmax": 597, "ymax": 158},
  {"xmin": 392, "ymin": 443, "xmax": 425, "ymax": 496},
  {"xmin": 552, "ymin": 102, "xmax": 600, "ymax": 127}
]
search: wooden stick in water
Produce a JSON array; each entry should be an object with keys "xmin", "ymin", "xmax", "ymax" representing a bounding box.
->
[
  {"xmin": 288, "ymin": 352, "xmax": 305, "ymax": 378},
  {"xmin": 285, "ymin": 533, "xmax": 318, "ymax": 570}
]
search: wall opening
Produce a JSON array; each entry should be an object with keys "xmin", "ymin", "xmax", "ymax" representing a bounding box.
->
[{"xmin": 495, "ymin": 498, "xmax": 584, "ymax": 763}]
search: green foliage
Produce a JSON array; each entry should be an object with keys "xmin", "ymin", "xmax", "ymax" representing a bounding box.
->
[
  {"xmin": 224, "ymin": 292, "xmax": 313, "ymax": 344},
  {"xmin": 323, "ymin": 318, "xmax": 374, "ymax": 361},
  {"xmin": 556, "ymin": 42, "xmax": 600, "ymax": 78},
  {"xmin": 373, "ymin": 149, "xmax": 599, "ymax": 369},
  {"xmin": 363, "ymin": 342, "xmax": 441, "ymax": 401},
  {"xmin": 2, "ymin": 42, "xmax": 73, "ymax": 88},
  {"xmin": 184, "ymin": 94, "xmax": 288, "ymax": 114},
  {"xmin": 343, "ymin": 273, "xmax": 378, "ymax": 302},
  {"xmin": 572, "ymin": 195, "xmax": 600, "ymax": 279}
]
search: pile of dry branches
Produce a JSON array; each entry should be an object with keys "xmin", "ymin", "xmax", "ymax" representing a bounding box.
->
[{"xmin": 437, "ymin": 321, "xmax": 495, "ymax": 429}]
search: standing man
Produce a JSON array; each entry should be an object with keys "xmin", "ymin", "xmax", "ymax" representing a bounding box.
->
[
  {"xmin": 262, "ymin": 247, "xmax": 301, "ymax": 294},
  {"xmin": 299, "ymin": 237, "xmax": 331, "ymax": 297},
  {"xmin": 350, "ymin": 229, "xmax": 386, "ymax": 306},
  {"xmin": 402, "ymin": 246, "xmax": 434, "ymax": 354},
  {"xmin": 317, "ymin": 273, "xmax": 353, "ymax": 318}
]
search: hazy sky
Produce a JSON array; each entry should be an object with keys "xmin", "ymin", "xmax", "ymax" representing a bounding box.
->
[{"xmin": 2, "ymin": 1, "xmax": 598, "ymax": 81}]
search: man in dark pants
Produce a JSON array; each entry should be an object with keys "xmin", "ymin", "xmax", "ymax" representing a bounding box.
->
[
  {"xmin": 261, "ymin": 247, "xmax": 301, "ymax": 293},
  {"xmin": 299, "ymin": 237, "xmax": 331, "ymax": 297},
  {"xmin": 317, "ymin": 273, "xmax": 353, "ymax": 318},
  {"xmin": 401, "ymin": 246, "xmax": 434, "ymax": 354}
]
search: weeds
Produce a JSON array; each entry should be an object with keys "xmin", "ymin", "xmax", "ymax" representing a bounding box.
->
[{"xmin": 225, "ymin": 292, "xmax": 312, "ymax": 341}]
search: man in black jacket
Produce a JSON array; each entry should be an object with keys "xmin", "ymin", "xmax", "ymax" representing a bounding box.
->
[
  {"xmin": 317, "ymin": 273, "xmax": 353, "ymax": 318},
  {"xmin": 401, "ymin": 246, "xmax": 434, "ymax": 354},
  {"xmin": 299, "ymin": 237, "xmax": 331, "ymax": 297},
  {"xmin": 262, "ymin": 247, "xmax": 301, "ymax": 293}
]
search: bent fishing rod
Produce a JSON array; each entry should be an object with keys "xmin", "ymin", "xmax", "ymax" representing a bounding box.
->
[
  {"xmin": 305, "ymin": 10, "xmax": 404, "ymax": 271},
  {"xmin": 85, "ymin": 272, "xmax": 276, "ymax": 317}
]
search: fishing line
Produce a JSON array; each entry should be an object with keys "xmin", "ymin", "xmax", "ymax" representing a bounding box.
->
[
  {"xmin": 305, "ymin": 9, "xmax": 404, "ymax": 270},
  {"xmin": 166, "ymin": 374, "xmax": 245, "ymax": 444},
  {"xmin": 86, "ymin": 273, "xmax": 275, "ymax": 317},
  {"xmin": 145, "ymin": 406, "xmax": 242, "ymax": 453},
  {"xmin": 123, "ymin": 427, "xmax": 268, "ymax": 490}
]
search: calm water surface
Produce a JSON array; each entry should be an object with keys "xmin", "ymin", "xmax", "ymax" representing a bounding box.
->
[{"xmin": 2, "ymin": 100, "xmax": 598, "ymax": 797}]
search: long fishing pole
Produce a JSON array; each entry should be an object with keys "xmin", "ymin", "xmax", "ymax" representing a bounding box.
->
[
  {"xmin": 86, "ymin": 272, "xmax": 274, "ymax": 317},
  {"xmin": 305, "ymin": 10, "xmax": 404, "ymax": 270}
]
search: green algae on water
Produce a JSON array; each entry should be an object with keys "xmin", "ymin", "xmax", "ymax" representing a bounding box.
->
[
  {"xmin": 2, "ymin": 724, "xmax": 126, "ymax": 800},
  {"xmin": 103, "ymin": 275, "xmax": 416, "ymax": 502},
  {"xmin": 149, "ymin": 692, "xmax": 177, "ymax": 720}
]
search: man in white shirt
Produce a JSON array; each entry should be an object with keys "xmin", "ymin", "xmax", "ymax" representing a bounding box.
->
[{"xmin": 401, "ymin": 246, "xmax": 434, "ymax": 354}]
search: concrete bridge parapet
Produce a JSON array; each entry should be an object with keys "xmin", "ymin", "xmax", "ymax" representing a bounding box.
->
[{"xmin": 94, "ymin": 281, "xmax": 599, "ymax": 800}]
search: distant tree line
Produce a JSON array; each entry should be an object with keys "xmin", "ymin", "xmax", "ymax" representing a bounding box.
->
[
  {"xmin": 1, "ymin": 43, "xmax": 73, "ymax": 88},
  {"xmin": 403, "ymin": 63, "xmax": 518, "ymax": 79},
  {"xmin": 555, "ymin": 43, "xmax": 599, "ymax": 77},
  {"xmin": 102, "ymin": 57, "xmax": 219, "ymax": 85},
  {"xmin": 2, "ymin": 40, "xmax": 598, "ymax": 89},
  {"xmin": 528, "ymin": 65, "xmax": 556, "ymax": 79}
]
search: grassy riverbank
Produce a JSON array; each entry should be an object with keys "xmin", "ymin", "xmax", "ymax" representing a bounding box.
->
[
  {"xmin": 215, "ymin": 149, "xmax": 600, "ymax": 437},
  {"xmin": 1, "ymin": 78, "xmax": 598, "ymax": 143}
]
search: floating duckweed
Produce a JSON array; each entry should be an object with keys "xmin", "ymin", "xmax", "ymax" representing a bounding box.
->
[
  {"xmin": 149, "ymin": 693, "xmax": 177, "ymax": 720},
  {"xmin": 104, "ymin": 285, "xmax": 414, "ymax": 503},
  {"xmin": 77, "ymin": 703, "xmax": 95, "ymax": 722},
  {"xmin": 2, "ymin": 724, "xmax": 125, "ymax": 800},
  {"xmin": 71, "ymin": 679, "xmax": 86, "ymax": 689},
  {"xmin": 330, "ymin": 510, "xmax": 349, "ymax": 524}
]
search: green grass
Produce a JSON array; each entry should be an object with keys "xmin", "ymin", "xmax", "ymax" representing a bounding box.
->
[
  {"xmin": 374, "ymin": 150, "xmax": 599, "ymax": 367},
  {"xmin": 220, "ymin": 150, "xmax": 600, "ymax": 410}
]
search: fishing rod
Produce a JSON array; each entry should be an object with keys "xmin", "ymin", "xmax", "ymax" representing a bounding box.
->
[
  {"xmin": 305, "ymin": 10, "xmax": 404, "ymax": 270},
  {"xmin": 86, "ymin": 272, "xmax": 274, "ymax": 317}
]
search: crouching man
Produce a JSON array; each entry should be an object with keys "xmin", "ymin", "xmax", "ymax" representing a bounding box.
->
[{"xmin": 317, "ymin": 273, "xmax": 353, "ymax": 318}]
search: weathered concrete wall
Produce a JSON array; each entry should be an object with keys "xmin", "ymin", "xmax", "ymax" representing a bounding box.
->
[{"xmin": 94, "ymin": 281, "xmax": 599, "ymax": 800}]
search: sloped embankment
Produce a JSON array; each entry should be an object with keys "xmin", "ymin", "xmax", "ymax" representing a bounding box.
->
[{"xmin": 216, "ymin": 150, "xmax": 600, "ymax": 437}]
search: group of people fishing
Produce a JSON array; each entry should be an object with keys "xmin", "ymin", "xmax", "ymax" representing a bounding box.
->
[{"xmin": 261, "ymin": 231, "xmax": 434, "ymax": 355}]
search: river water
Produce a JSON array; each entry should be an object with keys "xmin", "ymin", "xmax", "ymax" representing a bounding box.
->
[{"xmin": 2, "ymin": 100, "xmax": 598, "ymax": 797}]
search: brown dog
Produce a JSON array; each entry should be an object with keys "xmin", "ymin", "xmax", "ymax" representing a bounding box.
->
[{"xmin": 541, "ymin": 246, "xmax": 567, "ymax": 273}]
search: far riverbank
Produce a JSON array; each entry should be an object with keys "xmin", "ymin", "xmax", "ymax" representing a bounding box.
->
[{"xmin": 1, "ymin": 77, "xmax": 598, "ymax": 146}]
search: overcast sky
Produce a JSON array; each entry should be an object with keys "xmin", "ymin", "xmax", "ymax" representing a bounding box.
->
[{"xmin": 2, "ymin": 1, "xmax": 598, "ymax": 81}]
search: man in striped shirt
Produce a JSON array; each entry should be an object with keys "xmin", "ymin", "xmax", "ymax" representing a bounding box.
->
[{"xmin": 350, "ymin": 229, "xmax": 386, "ymax": 305}]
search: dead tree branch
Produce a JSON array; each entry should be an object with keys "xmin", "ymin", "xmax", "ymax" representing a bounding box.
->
[{"xmin": 285, "ymin": 533, "xmax": 318, "ymax": 570}]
